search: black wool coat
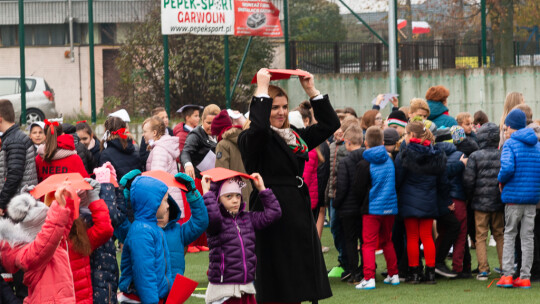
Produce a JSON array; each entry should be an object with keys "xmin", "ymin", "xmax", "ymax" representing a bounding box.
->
[{"xmin": 238, "ymin": 94, "xmax": 339, "ymax": 303}]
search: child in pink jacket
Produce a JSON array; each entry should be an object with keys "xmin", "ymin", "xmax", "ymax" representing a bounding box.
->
[{"xmin": 0, "ymin": 185, "xmax": 75, "ymax": 303}]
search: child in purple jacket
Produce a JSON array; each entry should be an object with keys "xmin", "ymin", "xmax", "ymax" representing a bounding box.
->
[{"xmin": 201, "ymin": 172, "xmax": 281, "ymax": 304}]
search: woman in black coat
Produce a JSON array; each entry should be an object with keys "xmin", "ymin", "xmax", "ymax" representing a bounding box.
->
[{"xmin": 238, "ymin": 69, "xmax": 340, "ymax": 303}]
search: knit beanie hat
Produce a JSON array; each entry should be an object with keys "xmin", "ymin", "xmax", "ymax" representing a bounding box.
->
[
  {"xmin": 211, "ymin": 110, "xmax": 233, "ymax": 137},
  {"xmin": 219, "ymin": 178, "xmax": 245, "ymax": 198},
  {"xmin": 288, "ymin": 111, "xmax": 304, "ymax": 129},
  {"xmin": 7, "ymin": 193, "xmax": 49, "ymax": 239},
  {"xmin": 505, "ymin": 109, "xmax": 526, "ymax": 130},
  {"xmin": 387, "ymin": 111, "xmax": 408, "ymax": 128},
  {"xmin": 383, "ymin": 128, "xmax": 400, "ymax": 146},
  {"xmin": 435, "ymin": 128, "xmax": 453, "ymax": 143},
  {"xmin": 450, "ymin": 125, "xmax": 466, "ymax": 144}
]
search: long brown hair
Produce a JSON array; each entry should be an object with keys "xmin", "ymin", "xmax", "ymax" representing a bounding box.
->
[
  {"xmin": 406, "ymin": 120, "xmax": 434, "ymax": 143},
  {"xmin": 69, "ymin": 218, "xmax": 92, "ymax": 256},
  {"xmin": 499, "ymin": 92, "xmax": 524, "ymax": 132},
  {"xmin": 44, "ymin": 124, "xmax": 64, "ymax": 163},
  {"xmin": 361, "ymin": 110, "xmax": 379, "ymax": 130},
  {"xmin": 101, "ymin": 116, "xmax": 129, "ymax": 151}
]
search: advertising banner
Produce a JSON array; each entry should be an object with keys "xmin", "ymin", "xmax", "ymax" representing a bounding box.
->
[
  {"xmin": 161, "ymin": 0, "xmax": 235, "ymax": 35},
  {"xmin": 234, "ymin": 0, "xmax": 283, "ymax": 37},
  {"xmin": 161, "ymin": 0, "xmax": 282, "ymax": 37}
]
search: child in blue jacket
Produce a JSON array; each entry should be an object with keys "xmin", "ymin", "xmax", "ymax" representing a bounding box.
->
[
  {"xmin": 496, "ymin": 109, "xmax": 540, "ymax": 289},
  {"xmin": 118, "ymin": 176, "xmax": 173, "ymax": 303},
  {"xmin": 161, "ymin": 172, "xmax": 209, "ymax": 276}
]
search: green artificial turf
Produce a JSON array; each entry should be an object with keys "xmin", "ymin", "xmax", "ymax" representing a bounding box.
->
[{"xmin": 181, "ymin": 228, "xmax": 539, "ymax": 304}]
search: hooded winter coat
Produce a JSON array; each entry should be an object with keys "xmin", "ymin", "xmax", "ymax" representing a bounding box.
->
[
  {"xmin": 163, "ymin": 189, "xmax": 208, "ymax": 277},
  {"xmin": 180, "ymin": 126, "xmax": 216, "ymax": 178},
  {"xmin": 354, "ymin": 145, "xmax": 398, "ymax": 216},
  {"xmin": 303, "ymin": 149, "xmax": 319, "ymax": 209},
  {"xmin": 456, "ymin": 137, "xmax": 479, "ymax": 157},
  {"xmin": 437, "ymin": 141, "xmax": 466, "ymax": 201},
  {"xmin": 146, "ymin": 134, "xmax": 184, "ymax": 218},
  {"xmin": 395, "ymin": 142, "xmax": 449, "ymax": 218},
  {"xmin": 238, "ymin": 94, "xmax": 339, "ymax": 303},
  {"xmin": 498, "ymin": 127, "xmax": 540, "ymax": 204},
  {"xmin": 68, "ymin": 199, "xmax": 114, "ymax": 304},
  {"xmin": 90, "ymin": 183, "xmax": 127, "ymax": 304},
  {"xmin": 204, "ymin": 186, "xmax": 281, "ymax": 284},
  {"xmin": 119, "ymin": 176, "xmax": 173, "ymax": 304},
  {"xmin": 215, "ymin": 127, "xmax": 253, "ymax": 203},
  {"xmin": 0, "ymin": 124, "xmax": 38, "ymax": 209},
  {"xmin": 334, "ymin": 148, "xmax": 365, "ymax": 216},
  {"xmin": 35, "ymin": 134, "xmax": 89, "ymax": 182},
  {"xmin": 427, "ymin": 100, "xmax": 458, "ymax": 128},
  {"xmin": 173, "ymin": 122, "xmax": 191, "ymax": 152},
  {"xmin": 88, "ymin": 136, "xmax": 102, "ymax": 167},
  {"xmin": 0, "ymin": 200, "xmax": 75, "ymax": 304},
  {"xmin": 99, "ymin": 139, "xmax": 142, "ymax": 181},
  {"xmin": 463, "ymin": 123, "xmax": 503, "ymax": 212}
]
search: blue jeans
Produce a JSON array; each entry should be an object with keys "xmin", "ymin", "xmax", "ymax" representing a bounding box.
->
[{"xmin": 330, "ymin": 199, "xmax": 348, "ymax": 270}]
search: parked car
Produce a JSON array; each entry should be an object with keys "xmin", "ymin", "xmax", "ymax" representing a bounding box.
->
[{"xmin": 0, "ymin": 76, "xmax": 59, "ymax": 124}]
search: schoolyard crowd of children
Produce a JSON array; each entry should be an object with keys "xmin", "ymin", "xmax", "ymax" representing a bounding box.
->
[{"xmin": 0, "ymin": 69, "xmax": 540, "ymax": 304}]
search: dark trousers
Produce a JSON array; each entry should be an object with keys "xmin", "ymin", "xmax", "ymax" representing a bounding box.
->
[
  {"xmin": 393, "ymin": 215, "xmax": 409, "ymax": 274},
  {"xmin": 330, "ymin": 200, "xmax": 347, "ymax": 270},
  {"xmin": 341, "ymin": 214, "xmax": 363, "ymax": 276},
  {"xmin": 531, "ymin": 210, "xmax": 540, "ymax": 279},
  {"xmin": 435, "ymin": 212, "xmax": 460, "ymax": 265}
]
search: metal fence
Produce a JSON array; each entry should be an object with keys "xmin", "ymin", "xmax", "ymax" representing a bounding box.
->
[{"xmin": 290, "ymin": 40, "xmax": 539, "ymax": 73}]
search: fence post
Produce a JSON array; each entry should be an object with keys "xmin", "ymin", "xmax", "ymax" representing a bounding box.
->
[
  {"xmin": 477, "ymin": 40, "xmax": 482, "ymax": 68},
  {"xmin": 334, "ymin": 42, "xmax": 340, "ymax": 73}
]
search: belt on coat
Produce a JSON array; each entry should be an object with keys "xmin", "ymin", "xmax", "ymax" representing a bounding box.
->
[{"xmin": 264, "ymin": 176, "xmax": 304, "ymax": 188}]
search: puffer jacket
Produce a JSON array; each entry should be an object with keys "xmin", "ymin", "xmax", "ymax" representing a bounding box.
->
[
  {"xmin": 173, "ymin": 122, "xmax": 191, "ymax": 153},
  {"xmin": 437, "ymin": 142, "xmax": 465, "ymax": 200},
  {"xmin": 35, "ymin": 134, "xmax": 89, "ymax": 182},
  {"xmin": 326, "ymin": 141, "xmax": 348, "ymax": 203},
  {"xmin": 427, "ymin": 100, "xmax": 458, "ymax": 128},
  {"xmin": 139, "ymin": 127, "xmax": 173, "ymax": 171},
  {"xmin": 498, "ymin": 127, "xmax": 540, "ymax": 204},
  {"xmin": 395, "ymin": 142, "xmax": 449, "ymax": 218},
  {"xmin": 204, "ymin": 187, "xmax": 281, "ymax": 284},
  {"xmin": 180, "ymin": 126, "xmax": 216, "ymax": 178},
  {"xmin": 90, "ymin": 183, "xmax": 127, "ymax": 304},
  {"xmin": 164, "ymin": 189, "xmax": 208, "ymax": 276},
  {"xmin": 463, "ymin": 122, "xmax": 502, "ymax": 212},
  {"xmin": 0, "ymin": 264, "xmax": 21, "ymax": 304},
  {"xmin": 356, "ymin": 145, "xmax": 398, "ymax": 215},
  {"xmin": 303, "ymin": 149, "xmax": 319, "ymax": 209},
  {"xmin": 0, "ymin": 201, "xmax": 75, "ymax": 304},
  {"xmin": 0, "ymin": 124, "xmax": 38, "ymax": 209},
  {"xmin": 215, "ymin": 127, "xmax": 253, "ymax": 202},
  {"xmin": 68, "ymin": 199, "xmax": 114, "ymax": 304},
  {"xmin": 334, "ymin": 148, "xmax": 364, "ymax": 217},
  {"xmin": 147, "ymin": 134, "xmax": 184, "ymax": 218},
  {"xmin": 99, "ymin": 139, "xmax": 142, "ymax": 181},
  {"xmin": 456, "ymin": 137, "xmax": 479, "ymax": 157},
  {"xmin": 119, "ymin": 176, "xmax": 173, "ymax": 303}
]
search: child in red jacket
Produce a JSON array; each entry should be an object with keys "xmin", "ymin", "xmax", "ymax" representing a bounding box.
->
[{"xmin": 0, "ymin": 184, "xmax": 75, "ymax": 303}]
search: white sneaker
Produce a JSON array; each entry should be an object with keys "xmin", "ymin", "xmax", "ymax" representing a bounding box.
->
[
  {"xmin": 383, "ymin": 274, "xmax": 400, "ymax": 285},
  {"xmin": 489, "ymin": 235, "xmax": 496, "ymax": 247},
  {"xmin": 355, "ymin": 278, "xmax": 376, "ymax": 290}
]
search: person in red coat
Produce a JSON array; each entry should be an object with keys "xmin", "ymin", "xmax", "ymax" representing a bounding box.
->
[
  {"xmin": 35, "ymin": 122, "xmax": 89, "ymax": 182},
  {"xmin": 67, "ymin": 178, "xmax": 114, "ymax": 304},
  {"xmin": 173, "ymin": 104, "xmax": 203, "ymax": 153}
]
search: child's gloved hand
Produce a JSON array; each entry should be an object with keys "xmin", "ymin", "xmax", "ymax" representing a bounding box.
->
[
  {"xmin": 175, "ymin": 172, "xmax": 196, "ymax": 192},
  {"xmin": 84, "ymin": 178, "xmax": 101, "ymax": 204},
  {"xmin": 119, "ymin": 169, "xmax": 142, "ymax": 200},
  {"xmin": 19, "ymin": 184, "xmax": 35, "ymax": 194}
]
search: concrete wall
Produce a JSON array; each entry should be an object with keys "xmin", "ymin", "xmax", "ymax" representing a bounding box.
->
[
  {"xmin": 279, "ymin": 67, "xmax": 540, "ymax": 123},
  {"xmin": 0, "ymin": 45, "xmax": 119, "ymax": 118}
]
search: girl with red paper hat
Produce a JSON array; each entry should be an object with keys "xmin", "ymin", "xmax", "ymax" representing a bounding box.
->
[
  {"xmin": 35, "ymin": 122, "xmax": 89, "ymax": 182},
  {"xmin": 0, "ymin": 183, "xmax": 76, "ymax": 303},
  {"xmin": 238, "ymin": 68, "xmax": 339, "ymax": 303},
  {"xmin": 201, "ymin": 172, "xmax": 281, "ymax": 304}
]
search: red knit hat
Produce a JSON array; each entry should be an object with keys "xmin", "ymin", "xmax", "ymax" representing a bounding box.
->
[{"xmin": 211, "ymin": 110, "xmax": 233, "ymax": 139}]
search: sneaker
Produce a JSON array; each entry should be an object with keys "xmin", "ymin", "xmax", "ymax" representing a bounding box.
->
[
  {"xmin": 435, "ymin": 263, "xmax": 458, "ymax": 278},
  {"xmin": 455, "ymin": 272, "xmax": 472, "ymax": 279},
  {"xmin": 196, "ymin": 246, "xmax": 209, "ymax": 252},
  {"xmin": 355, "ymin": 278, "xmax": 376, "ymax": 290},
  {"xmin": 513, "ymin": 277, "xmax": 531, "ymax": 289},
  {"xmin": 348, "ymin": 272, "xmax": 363, "ymax": 285},
  {"xmin": 496, "ymin": 275, "xmax": 514, "ymax": 288},
  {"xmin": 384, "ymin": 274, "xmax": 400, "ymax": 285},
  {"xmin": 340, "ymin": 271, "xmax": 351, "ymax": 282},
  {"xmin": 472, "ymin": 268, "xmax": 479, "ymax": 274},
  {"xmin": 375, "ymin": 249, "xmax": 383, "ymax": 255},
  {"xmin": 328, "ymin": 266, "xmax": 345, "ymax": 278},
  {"xmin": 187, "ymin": 246, "xmax": 200, "ymax": 253},
  {"xmin": 322, "ymin": 246, "xmax": 330, "ymax": 253},
  {"xmin": 476, "ymin": 271, "xmax": 490, "ymax": 281},
  {"xmin": 494, "ymin": 267, "xmax": 503, "ymax": 274},
  {"xmin": 489, "ymin": 235, "xmax": 496, "ymax": 247}
]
